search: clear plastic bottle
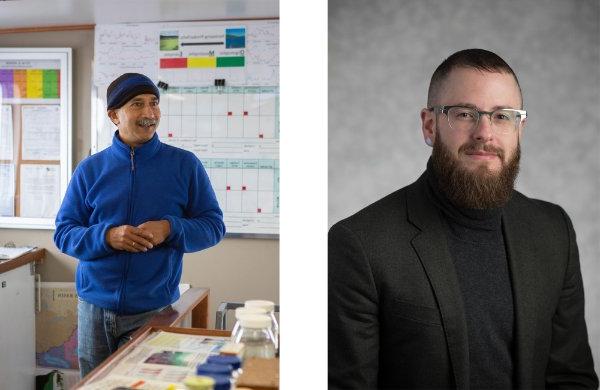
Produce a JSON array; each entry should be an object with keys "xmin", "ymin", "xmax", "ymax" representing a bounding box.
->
[
  {"xmin": 244, "ymin": 300, "xmax": 279, "ymax": 350},
  {"xmin": 230, "ymin": 306, "xmax": 267, "ymax": 343},
  {"xmin": 233, "ymin": 314, "xmax": 276, "ymax": 359}
]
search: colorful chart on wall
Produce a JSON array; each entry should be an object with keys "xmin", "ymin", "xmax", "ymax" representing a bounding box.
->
[
  {"xmin": 0, "ymin": 49, "xmax": 72, "ymax": 229},
  {"xmin": 93, "ymin": 20, "xmax": 278, "ymax": 236}
]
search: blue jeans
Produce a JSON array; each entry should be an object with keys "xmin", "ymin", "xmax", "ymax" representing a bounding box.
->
[{"xmin": 77, "ymin": 299, "xmax": 167, "ymax": 378}]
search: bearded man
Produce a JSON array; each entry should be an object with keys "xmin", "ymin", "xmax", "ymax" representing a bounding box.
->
[{"xmin": 328, "ymin": 49, "xmax": 598, "ymax": 389}]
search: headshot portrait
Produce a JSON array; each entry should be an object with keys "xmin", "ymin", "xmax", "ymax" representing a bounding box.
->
[{"xmin": 329, "ymin": 1, "xmax": 600, "ymax": 389}]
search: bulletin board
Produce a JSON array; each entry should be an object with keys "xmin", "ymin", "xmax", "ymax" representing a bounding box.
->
[
  {"xmin": 0, "ymin": 48, "xmax": 72, "ymax": 229},
  {"xmin": 92, "ymin": 19, "xmax": 279, "ymax": 237}
]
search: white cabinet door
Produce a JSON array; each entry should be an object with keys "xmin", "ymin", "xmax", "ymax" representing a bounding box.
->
[{"xmin": 0, "ymin": 264, "xmax": 35, "ymax": 389}]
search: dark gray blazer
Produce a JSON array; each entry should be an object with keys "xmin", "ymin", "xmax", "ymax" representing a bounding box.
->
[{"xmin": 329, "ymin": 172, "xmax": 598, "ymax": 389}]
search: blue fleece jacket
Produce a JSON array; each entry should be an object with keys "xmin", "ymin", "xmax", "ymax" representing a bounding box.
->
[{"xmin": 54, "ymin": 131, "xmax": 225, "ymax": 314}]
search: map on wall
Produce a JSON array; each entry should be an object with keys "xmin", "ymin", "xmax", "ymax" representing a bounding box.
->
[
  {"xmin": 94, "ymin": 20, "xmax": 279, "ymax": 236},
  {"xmin": 35, "ymin": 283, "xmax": 192, "ymax": 371},
  {"xmin": 36, "ymin": 282, "xmax": 79, "ymax": 370}
]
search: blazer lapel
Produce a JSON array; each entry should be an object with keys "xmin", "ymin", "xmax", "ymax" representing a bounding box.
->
[
  {"xmin": 502, "ymin": 198, "xmax": 540, "ymax": 389},
  {"xmin": 407, "ymin": 175, "xmax": 470, "ymax": 390}
]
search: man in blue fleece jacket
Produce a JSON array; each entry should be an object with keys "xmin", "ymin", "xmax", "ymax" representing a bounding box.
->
[{"xmin": 54, "ymin": 73, "xmax": 226, "ymax": 378}]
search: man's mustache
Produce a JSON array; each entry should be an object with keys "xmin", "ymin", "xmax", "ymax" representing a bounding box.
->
[
  {"xmin": 137, "ymin": 118, "xmax": 158, "ymax": 127},
  {"xmin": 459, "ymin": 142, "xmax": 504, "ymax": 159}
]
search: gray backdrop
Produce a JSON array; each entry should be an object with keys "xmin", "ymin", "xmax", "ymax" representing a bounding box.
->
[{"xmin": 329, "ymin": 0, "xmax": 600, "ymax": 375}]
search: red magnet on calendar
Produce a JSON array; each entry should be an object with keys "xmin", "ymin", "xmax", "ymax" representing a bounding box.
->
[
  {"xmin": 168, "ymin": 132, "xmax": 173, "ymax": 138},
  {"xmin": 244, "ymin": 111, "xmax": 248, "ymax": 116},
  {"xmin": 228, "ymin": 111, "xmax": 232, "ymax": 116},
  {"xmin": 259, "ymin": 133, "xmax": 264, "ymax": 138},
  {"xmin": 257, "ymin": 208, "xmax": 262, "ymax": 213},
  {"xmin": 242, "ymin": 186, "xmax": 246, "ymax": 190},
  {"xmin": 226, "ymin": 185, "xmax": 231, "ymax": 190}
]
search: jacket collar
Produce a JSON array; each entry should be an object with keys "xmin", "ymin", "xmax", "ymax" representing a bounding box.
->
[
  {"xmin": 407, "ymin": 171, "xmax": 538, "ymax": 389},
  {"xmin": 111, "ymin": 130, "xmax": 161, "ymax": 162}
]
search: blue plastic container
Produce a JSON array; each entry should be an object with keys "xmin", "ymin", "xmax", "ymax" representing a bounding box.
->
[
  {"xmin": 204, "ymin": 374, "xmax": 231, "ymax": 390},
  {"xmin": 207, "ymin": 355, "xmax": 242, "ymax": 370},
  {"xmin": 196, "ymin": 362, "xmax": 233, "ymax": 377}
]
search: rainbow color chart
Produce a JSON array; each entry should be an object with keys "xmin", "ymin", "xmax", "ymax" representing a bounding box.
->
[{"xmin": 0, "ymin": 69, "xmax": 60, "ymax": 99}]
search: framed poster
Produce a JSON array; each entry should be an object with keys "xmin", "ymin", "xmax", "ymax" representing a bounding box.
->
[{"xmin": 0, "ymin": 48, "xmax": 72, "ymax": 229}]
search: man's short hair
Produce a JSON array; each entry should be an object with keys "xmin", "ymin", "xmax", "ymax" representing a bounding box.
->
[{"xmin": 427, "ymin": 49, "xmax": 522, "ymax": 108}]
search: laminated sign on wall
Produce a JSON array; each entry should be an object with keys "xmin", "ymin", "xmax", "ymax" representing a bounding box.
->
[
  {"xmin": 0, "ymin": 48, "xmax": 72, "ymax": 229},
  {"xmin": 93, "ymin": 20, "xmax": 279, "ymax": 236}
]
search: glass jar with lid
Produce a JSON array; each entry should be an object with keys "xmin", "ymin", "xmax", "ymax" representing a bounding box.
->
[
  {"xmin": 233, "ymin": 314, "xmax": 276, "ymax": 359},
  {"xmin": 244, "ymin": 300, "xmax": 279, "ymax": 350},
  {"xmin": 231, "ymin": 306, "xmax": 268, "ymax": 343}
]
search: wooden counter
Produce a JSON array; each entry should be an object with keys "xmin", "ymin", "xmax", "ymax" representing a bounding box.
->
[
  {"xmin": 128, "ymin": 287, "xmax": 210, "ymax": 339},
  {"xmin": 74, "ymin": 326, "xmax": 231, "ymax": 388},
  {"xmin": 0, "ymin": 247, "xmax": 45, "ymax": 274},
  {"xmin": 74, "ymin": 288, "xmax": 211, "ymax": 387},
  {"xmin": 75, "ymin": 325, "xmax": 279, "ymax": 389}
]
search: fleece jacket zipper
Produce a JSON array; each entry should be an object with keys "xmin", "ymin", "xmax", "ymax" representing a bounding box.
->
[{"xmin": 117, "ymin": 146, "xmax": 136, "ymax": 313}]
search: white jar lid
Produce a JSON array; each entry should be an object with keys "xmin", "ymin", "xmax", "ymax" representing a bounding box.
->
[
  {"xmin": 245, "ymin": 300, "xmax": 275, "ymax": 312},
  {"xmin": 240, "ymin": 314, "xmax": 271, "ymax": 329},
  {"xmin": 235, "ymin": 306, "xmax": 267, "ymax": 319}
]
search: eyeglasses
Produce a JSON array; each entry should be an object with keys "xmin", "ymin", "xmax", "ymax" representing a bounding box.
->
[{"xmin": 428, "ymin": 105, "xmax": 527, "ymax": 134}]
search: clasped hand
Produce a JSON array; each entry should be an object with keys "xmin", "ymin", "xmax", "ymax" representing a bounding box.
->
[{"xmin": 106, "ymin": 220, "xmax": 171, "ymax": 253}]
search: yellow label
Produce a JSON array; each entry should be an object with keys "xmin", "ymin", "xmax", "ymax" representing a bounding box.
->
[{"xmin": 188, "ymin": 57, "xmax": 217, "ymax": 68}]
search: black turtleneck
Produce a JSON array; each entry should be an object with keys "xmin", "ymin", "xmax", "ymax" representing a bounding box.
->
[{"xmin": 426, "ymin": 160, "xmax": 514, "ymax": 390}]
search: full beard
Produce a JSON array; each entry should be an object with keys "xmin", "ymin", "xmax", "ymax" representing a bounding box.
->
[{"xmin": 431, "ymin": 136, "xmax": 520, "ymax": 209}]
